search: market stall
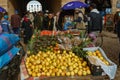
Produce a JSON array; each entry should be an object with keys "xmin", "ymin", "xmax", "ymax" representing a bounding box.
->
[
  {"xmin": 58, "ymin": 1, "xmax": 88, "ymax": 31},
  {"xmin": 20, "ymin": 30, "xmax": 117, "ymax": 80}
]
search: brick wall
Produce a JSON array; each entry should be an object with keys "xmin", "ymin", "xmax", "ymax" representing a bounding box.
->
[{"xmin": 0, "ymin": 0, "xmax": 8, "ymax": 11}]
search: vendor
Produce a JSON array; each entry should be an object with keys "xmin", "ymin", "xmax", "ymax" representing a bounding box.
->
[
  {"xmin": 63, "ymin": 15, "xmax": 73, "ymax": 30},
  {"xmin": 74, "ymin": 8, "xmax": 87, "ymax": 30},
  {"xmin": 87, "ymin": 3, "xmax": 103, "ymax": 43}
]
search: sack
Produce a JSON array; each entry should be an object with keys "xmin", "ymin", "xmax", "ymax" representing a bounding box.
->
[
  {"xmin": 0, "ymin": 46, "xmax": 20, "ymax": 68},
  {"xmin": 0, "ymin": 33, "xmax": 20, "ymax": 56}
]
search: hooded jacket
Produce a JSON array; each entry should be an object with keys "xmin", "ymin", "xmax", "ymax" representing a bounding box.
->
[
  {"xmin": 1, "ymin": 19, "xmax": 11, "ymax": 33},
  {"xmin": 88, "ymin": 9, "xmax": 103, "ymax": 33}
]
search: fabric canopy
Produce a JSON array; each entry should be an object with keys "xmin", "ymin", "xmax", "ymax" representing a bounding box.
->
[
  {"xmin": 61, "ymin": 1, "xmax": 88, "ymax": 10},
  {"xmin": 0, "ymin": 6, "xmax": 6, "ymax": 12}
]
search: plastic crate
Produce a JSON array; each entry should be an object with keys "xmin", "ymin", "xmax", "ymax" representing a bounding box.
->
[
  {"xmin": 90, "ymin": 64, "xmax": 103, "ymax": 76},
  {"xmin": 86, "ymin": 58, "xmax": 103, "ymax": 76}
]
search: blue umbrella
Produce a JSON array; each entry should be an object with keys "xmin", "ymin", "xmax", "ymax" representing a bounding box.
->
[
  {"xmin": 62, "ymin": 1, "xmax": 88, "ymax": 10},
  {"xmin": 0, "ymin": 6, "xmax": 6, "ymax": 12}
]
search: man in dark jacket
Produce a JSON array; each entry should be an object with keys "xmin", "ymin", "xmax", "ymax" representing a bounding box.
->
[
  {"xmin": 115, "ymin": 11, "xmax": 120, "ymax": 66},
  {"xmin": 34, "ymin": 11, "xmax": 43, "ymax": 30},
  {"xmin": 42, "ymin": 13, "xmax": 54, "ymax": 30},
  {"xmin": 87, "ymin": 3, "xmax": 103, "ymax": 42},
  {"xmin": 47, "ymin": 13, "xmax": 54, "ymax": 30},
  {"xmin": 87, "ymin": 3, "xmax": 103, "ymax": 33}
]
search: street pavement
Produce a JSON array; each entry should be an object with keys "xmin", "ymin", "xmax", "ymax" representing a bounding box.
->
[{"xmin": 101, "ymin": 31, "xmax": 120, "ymax": 80}]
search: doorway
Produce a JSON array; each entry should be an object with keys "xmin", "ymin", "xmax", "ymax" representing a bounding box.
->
[
  {"xmin": 8, "ymin": 0, "xmax": 61, "ymax": 17},
  {"xmin": 27, "ymin": 0, "xmax": 42, "ymax": 12}
]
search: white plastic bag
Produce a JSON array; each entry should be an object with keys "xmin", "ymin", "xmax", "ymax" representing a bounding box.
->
[{"xmin": 83, "ymin": 47, "xmax": 117, "ymax": 80}]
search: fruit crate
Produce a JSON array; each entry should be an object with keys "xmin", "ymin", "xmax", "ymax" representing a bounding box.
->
[
  {"xmin": 83, "ymin": 47, "xmax": 105, "ymax": 76},
  {"xmin": 83, "ymin": 47, "xmax": 117, "ymax": 79}
]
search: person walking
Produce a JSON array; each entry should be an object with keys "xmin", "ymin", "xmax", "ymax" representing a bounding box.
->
[
  {"xmin": 56, "ymin": 11, "xmax": 63, "ymax": 31},
  {"xmin": 74, "ymin": 8, "xmax": 87, "ymax": 29},
  {"xmin": 21, "ymin": 15, "xmax": 33, "ymax": 44},
  {"xmin": 11, "ymin": 10, "xmax": 21, "ymax": 35},
  {"xmin": 34, "ymin": 11, "xmax": 43, "ymax": 30},
  {"xmin": 115, "ymin": 11, "xmax": 120, "ymax": 66},
  {"xmin": 47, "ymin": 13, "xmax": 54, "ymax": 30},
  {"xmin": 87, "ymin": 3, "xmax": 103, "ymax": 42},
  {"xmin": 27, "ymin": 11, "xmax": 34, "ymax": 27},
  {"xmin": 42, "ymin": 12, "xmax": 54, "ymax": 30},
  {"xmin": 42, "ymin": 11, "xmax": 49, "ymax": 30},
  {"xmin": 116, "ymin": 13, "xmax": 120, "ymax": 42},
  {"xmin": 1, "ymin": 14, "xmax": 12, "ymax": 33},
  {"xmin": 114, "ymin": 10, "xmax": 120, "ymax": 33}
]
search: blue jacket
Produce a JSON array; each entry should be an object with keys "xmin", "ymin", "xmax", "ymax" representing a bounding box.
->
[
  {"xmin": 1, "ymin": 20, "xmax": 11, "ymax": 33},
  {"xmin": 63, "ymin": 21, "xmax": 72, "ymax": 30}
]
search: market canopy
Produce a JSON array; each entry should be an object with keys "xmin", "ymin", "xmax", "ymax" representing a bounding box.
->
[
  {"xmin": 0, "ymin": 6, "xmax": 6, "ymax": 12},
  {"xmin": 61, "ymin": 1, "xmax": 88, "ymax": 10}
]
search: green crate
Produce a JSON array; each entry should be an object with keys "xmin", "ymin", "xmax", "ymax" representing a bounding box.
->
[
  {"xmin": 90, "ymin": 64, "xmax": 103, "ymax": 76},
  {"xmin": 86, "ymin": 59, "xmax": 103, "ymax": 76}
]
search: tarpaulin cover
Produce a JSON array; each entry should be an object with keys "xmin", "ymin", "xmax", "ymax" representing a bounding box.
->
[
  {"xmin": 0, "ymin": 46, "xmax": 20, "ymax": 68},
  {"xmin": 0, "ymin": 33, "xmax": 20, "ymax": 56}
]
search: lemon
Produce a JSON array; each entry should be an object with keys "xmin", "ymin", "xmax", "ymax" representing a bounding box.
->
[
  {"xmin": 69, "ymin": 66, "xmax": 74, "ymax": 71},
  {"xmin": 28, "ymin": 70, "xmax": 32, "ymax": 75},
  {"xmin": 41, "ymin": 72, "xmax": 45, "ymax": 76},
  {"xmin": 82, "ymin": 71, "xmax": 87, "ymax": 76},
  {"xmin": 74, "ymin": 69, "xmax": 78, "ymax": 74},
  {"xmin": 46, "ymin": 72, "xmax": 50, "ymax": 77},
  {"xmin": 61, "ymin": 72, "xmax": 65, "ymax": 76},
  {"xmin": 37, "ymin": 73, "xmax": 41, "ymax": 77},
  {"xmin": 87, "ymin": 69, "xmax": 91, "ymax": 75},
  {"xmin": 99, "ymin": 56, "xmax": 104, "ymax": 60},
  {"xmin": 31, "ymin": 72, "xmax": 36, "ymax": 77},
  {"xmin": 70, "ymin": 71, "xmax": 75, "ymax": 76},
  {"xmin": 78, "ymin": 71, "xmax": 82, "ymax": 76},
  {"xmin": 66, "ymin": 72, "xmax": 70, "ymax": 76},
  {"xmin": 56, "ymin": 72, "xmax": 60, "ymax": 76},
  {"xmin": 51, "ymin": 73, "xmax": 56, "ymax": 76}
]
